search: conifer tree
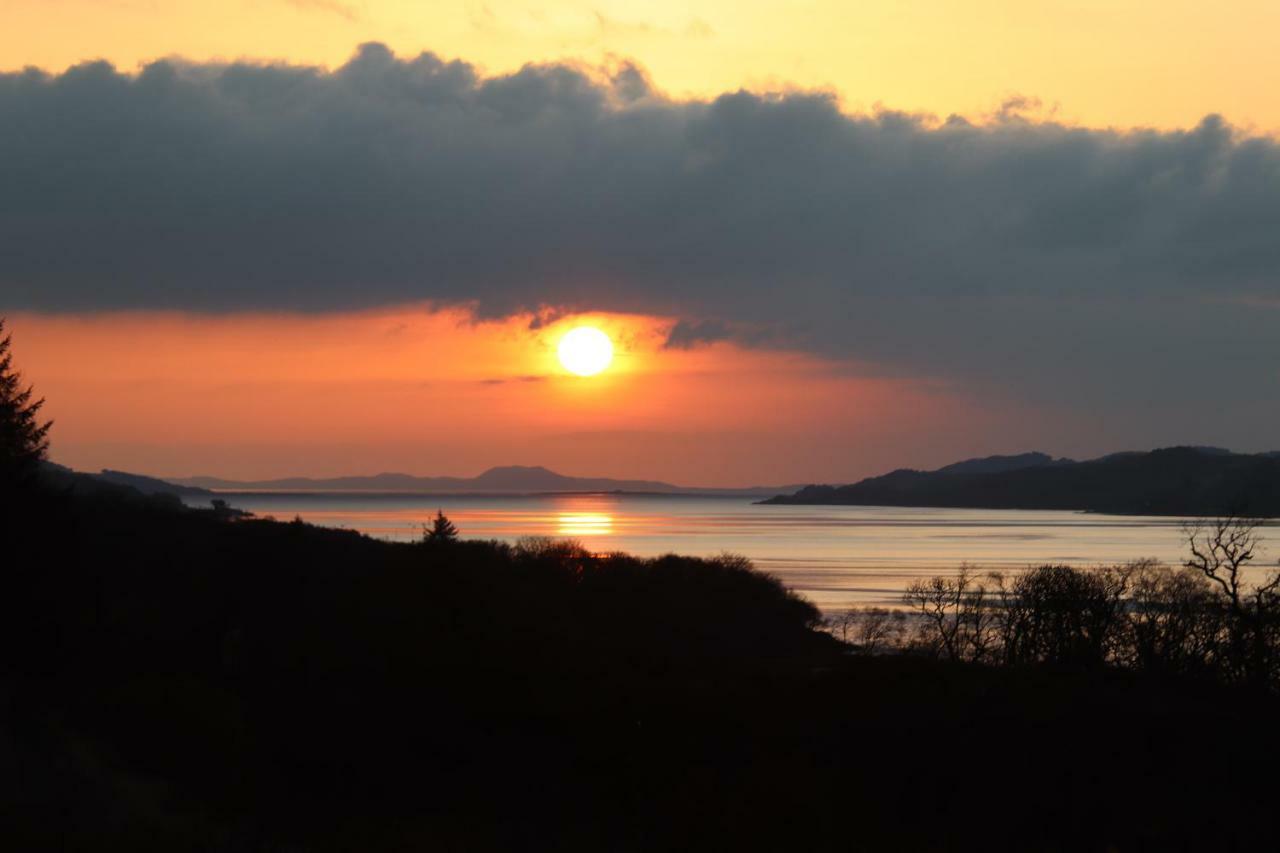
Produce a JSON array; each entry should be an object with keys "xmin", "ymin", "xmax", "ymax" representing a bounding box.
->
[
  {"xmin": 0, "ymin": 318, "xmax": 52, "ymax": 486},
  {"xmin": 423, "ymin": 510, "xmax": 459, "ymax": 543}
]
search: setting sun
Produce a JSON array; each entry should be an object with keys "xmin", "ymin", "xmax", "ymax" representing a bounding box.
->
[{"xmin": 557, "ymin": 326, "xmax": 614, "ymax": 377}]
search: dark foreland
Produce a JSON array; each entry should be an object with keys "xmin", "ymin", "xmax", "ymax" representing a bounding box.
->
[{"xmin": 764, "ymin": 446, "xmax": 1280, "ymax": 516}]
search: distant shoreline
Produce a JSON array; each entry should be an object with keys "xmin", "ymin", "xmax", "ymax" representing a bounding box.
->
[
  {"xmin": 760, "ymin": 446, "xmax": 1280, "ymax": 518},
  {"xmin": 187, "ymin": 488, "xmax": 774, "ymax": 499},
  {"xmin": 756, "ymin": 497, "xmax": 1279, "ymax": 521}
]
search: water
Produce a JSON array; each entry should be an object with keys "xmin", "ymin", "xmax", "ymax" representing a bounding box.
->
[{"xmin": 185, "ymin": 492, "xmax": 1277, "ymax": 612}]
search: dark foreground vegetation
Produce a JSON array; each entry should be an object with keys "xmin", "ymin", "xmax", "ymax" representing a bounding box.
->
[
  {"xmin": 834, "ymin": 517, "xmax": 1280, "ymax": 688},
  {"xmin": 4, "ymin": 482, "xmax": 1280, "ymax": 851},
  {"xmin": 4, "ymin": 323, "xmax": 1280, "ymax": 850},
  {"xmin": 766, "ymin": 446, "xmax": 1280, "ymax": 516}
]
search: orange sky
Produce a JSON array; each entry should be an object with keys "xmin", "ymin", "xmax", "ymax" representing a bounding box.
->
[{"xmin": 8, "ymin": 307, "xmax": 1043, "ymax": 485}]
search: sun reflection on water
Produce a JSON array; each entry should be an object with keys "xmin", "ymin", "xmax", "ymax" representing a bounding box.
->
[{"xmin": 557, "ymin": 512, "xmax": 614, "ymax": 537}]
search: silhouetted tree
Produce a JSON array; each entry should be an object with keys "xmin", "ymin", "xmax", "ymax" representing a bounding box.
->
[
  {"xmin": 827, "ymin": 609, "xmax": 860, "ymax": 644},
  {"xmin": 1183, "ymin": 517, "xmax": 1275, "ymax": 615},
  {"xmin": 0, "ymin": 318, "xmax": 52, "ymax": 488},
  {"xmin": 513, "ymin": 535, "xmax": 593, "ymax": 577},
  {"xmin": 990, "ymin": 564, "xmax": 1129, "ymax": 667},
  {"xmin": 828, "ymin": 607, "xmax": 907, "ymax": 654},
  {"xmin": 1121, "ymin": 560, "xmax": 1221, "ymax": 676},
  {"xmin": 1183, "ymin": 517, "xmax": 1280, "ymax": 685},
  {"xmin": 423, "ymin": 510, "xmax": 459, "ymax": 543},
  {"xmin": 903, "ymin": 566, "xmax": 996, "ymax": 662},
  {"xmin": 209, "ymin": 498, "xmax": 251, "ymax": 521}
]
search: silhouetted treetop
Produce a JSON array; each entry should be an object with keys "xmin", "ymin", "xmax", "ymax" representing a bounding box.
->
[
  {"xmin": 0, "ymin": 318, "xmax": 52, "ymax": 487},
  {"xmin": 423, "ymin": 509, "xmax": 459, "ymax": 543}
]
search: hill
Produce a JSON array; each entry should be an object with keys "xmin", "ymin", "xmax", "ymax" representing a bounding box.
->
[
  {"xmin": 167, "ymin": 464, "xmax": 798, "ymax": 496},
  {"xmin": 934, "ymin": 451, "xmax": 1071, "ymax": 476},
  {"xmin": 95, "ymin": 468, "xmax": 212, "ymax": 497},
  {"xmin": 172, "ymin": 465, "xmax": 681, "ymax": 492},
  {"xmin": 37, "ymin": 461, "xmax": 205, "ymax": 504},
  {"xmin": 763, "ymin": 447, "xmax": 1280, "ymax": 516}
]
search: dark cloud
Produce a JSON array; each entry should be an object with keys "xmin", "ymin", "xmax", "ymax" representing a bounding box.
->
[
  {"xmin": 2, "ymin": 44, "xmax": 1280, "ymax": 444},
  {"xmin": 663, "ymin": 319, "xmax": 736, "ymax": 349},
  {"xmin": 990, "ymin": 93, "xmax": 1056, "ymax": 122},
  {"xmin": 663, "ymin": 318, "xmax": 777, "ymax": 350}
]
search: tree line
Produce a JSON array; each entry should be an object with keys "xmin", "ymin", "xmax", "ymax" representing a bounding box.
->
[{"xmin": 831, "ymin": 516, "xmax": 1280, "ymax": 689}]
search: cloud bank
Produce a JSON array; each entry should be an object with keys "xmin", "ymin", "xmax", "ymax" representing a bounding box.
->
[{"xmin": 2, "ymin": 44, "xmax": 1279, "ymax": 440}]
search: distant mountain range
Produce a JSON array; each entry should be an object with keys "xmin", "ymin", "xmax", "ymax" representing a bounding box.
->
[
  {"xmin": 762, "ymin": 447, "xmax": 1280, "ymax": 517},
  {"xmin": 165, "ymin": 465, "xmax": 801, "ymax": 497},
  {"xmin": 47, "ymin": 450, "xmax": 1280, "ymax": 515}
]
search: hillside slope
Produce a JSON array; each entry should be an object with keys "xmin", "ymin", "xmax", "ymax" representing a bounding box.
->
[{"xmin": 764, "ymin": 447, "xmax": 1280, "ymax": 516}]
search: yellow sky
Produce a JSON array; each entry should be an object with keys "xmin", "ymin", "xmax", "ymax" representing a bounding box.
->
[{"xmin": 3, "ymin": 0, "xmax": 1278, "ymax": 132}]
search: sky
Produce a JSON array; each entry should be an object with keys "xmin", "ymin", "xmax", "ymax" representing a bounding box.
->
[
  {"xmin": 5, "ymin": 1, "xmax": 1280, "ymax": 132},
  {"xmin": 2, "ymin": 1, "xmax": 1279, "ymax": 484}
]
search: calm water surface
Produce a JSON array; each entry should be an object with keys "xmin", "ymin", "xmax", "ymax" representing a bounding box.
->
[{"xmin": 186, "ymin": 492, "xmax": 1277, "ymax": 611}]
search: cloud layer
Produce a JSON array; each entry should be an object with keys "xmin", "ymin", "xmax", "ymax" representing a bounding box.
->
[{"xmin": 2, "ymin": 44, "xmax": 1279, "ymax": 442}]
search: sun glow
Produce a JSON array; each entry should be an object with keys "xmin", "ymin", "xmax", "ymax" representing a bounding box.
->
[
  {"xmin": 557, "ymin": 512, "xmax": 614, "ymax": 537},
  {"xmin": 557, "ymin": 326, "xmax": 614, "ymax": 377}
]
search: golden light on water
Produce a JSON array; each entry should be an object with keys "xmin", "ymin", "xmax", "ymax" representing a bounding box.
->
[
  {"xmin": 557, "ymin": 326, "xmax": 613, "ymax": 377},
  {"xmin": 557, "ymin": 512, "xmax": 614, "ymax": 537}
]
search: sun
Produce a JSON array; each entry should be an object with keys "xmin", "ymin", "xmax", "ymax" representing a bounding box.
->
[{"xmin": 557, "ymin": 326, "xmax": 613, "ymax": 376}]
